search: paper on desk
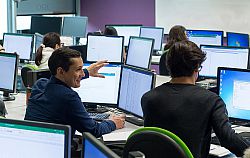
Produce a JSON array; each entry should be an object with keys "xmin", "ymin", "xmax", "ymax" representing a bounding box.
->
[
  {"xmin": 102, "ymin": 131, "xmax": 134, "ymax": 142},
  {"xmin": 209, "ymin": 144, "xmax": 231, "ymax": 157}
]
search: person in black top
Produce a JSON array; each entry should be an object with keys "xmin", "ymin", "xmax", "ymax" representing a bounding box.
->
[
  {"xmin": 159, "ymin": 25, "xmax": 188, "ymax": 76},
  {"xmin": 103, "ymin": 26, "xmax": 118, "ymax": 36},
  {"xmin": 141, "ymin": 40, "xmax": 250, "ymax": 158}
]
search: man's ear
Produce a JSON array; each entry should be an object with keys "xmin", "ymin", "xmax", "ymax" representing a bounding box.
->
[{"xmin": 56, "ymin": 67, "xmax": 64, "ymax": 76}]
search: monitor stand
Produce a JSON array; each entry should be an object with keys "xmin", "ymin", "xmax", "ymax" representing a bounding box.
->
[
  {"xmin": 125, "ymin": 116, "xmax": 144, "ymax": 126},
  {"xmin": 0, "ymin": 92, "xmax": 15, "ymax": 101},
  {"xmin": 85, "ymin": 103, "xmax": 109, "ymax": 113}
]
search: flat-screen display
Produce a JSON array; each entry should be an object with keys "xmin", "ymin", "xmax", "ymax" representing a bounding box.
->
[
  {"xmin": 126, "ymin": 36, "xmax": 154, "ymax": 69},
  {"xmin": 139, "ymin": 27, "xmax": 164, "ymax": 51},
  {"xmin": 186, "ymin": 30, "xmax": 223, "ymax": 46},
  {"xmin": 30, "ymin": 16, "xmax": 62, "ymax": 35},
  {"xmin": 227, "ymin": 32, "xmax": 249, "ymax": 47},
  {"xmin": 218, "ymin": 67, "xmax": 250, "ymax": 121},
  {"xmin": 86, "ymin": 35, "xmax": 124, "ymax": 63},
  {"xmin": 118, "ymin": 65, "xmax": 155, "ymax": 117},
  {"xmin": 73, "ymin": 63, "xmax": 121, "ymax": 106},
  {"xmin": 105, "ymin": 24, "xmax": 142, "ymax": 46},
  {"xmin": 0, "ymin": 118, "xmax": 71, "ymax": 158},
  {"xmin": 200, "ymin": 45, "xmax": 249, "ymax": 77},
  {"xmin": 62, "ymin": 16, "xmax": 88, "ymax": 37},
  {"xmin": 3, "ymin": 33, "xmax": 34, "ymax": 60},
  {"xmin": 82, "ymin": 132, "xmax": 119, "ymax": 158}
]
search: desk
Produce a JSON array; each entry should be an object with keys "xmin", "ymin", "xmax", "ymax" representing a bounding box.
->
[{"xmin": 4, "ymin": 92, "xmax": 26, "ymax": 120}]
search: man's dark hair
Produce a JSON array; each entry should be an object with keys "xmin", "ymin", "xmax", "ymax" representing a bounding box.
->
[
  {"xmin": 48, "ymin": 47, "xmax": 81, "ymax": 75},
  {"xmin": 166, "ymin": 40, "xmax": 206, "ymax": 77}
]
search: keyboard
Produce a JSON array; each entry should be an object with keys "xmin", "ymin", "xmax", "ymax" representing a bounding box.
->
[
  {"xmin": 211, "ymin": 132, "xmax": 250, "ymax": 145},
  {"xmin": 89, "ymin": 113, "xmax": 110, "ymax": 121}
]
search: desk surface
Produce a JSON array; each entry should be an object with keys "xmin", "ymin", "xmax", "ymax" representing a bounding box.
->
[{"xmin": 3, "ymin": 92, "xmax": 248, "ymax": 158}]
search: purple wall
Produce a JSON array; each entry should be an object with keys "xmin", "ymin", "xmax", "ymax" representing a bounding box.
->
[{"xmin": 80, "ymin": 0, "xmax": 155, "ymax": 32}]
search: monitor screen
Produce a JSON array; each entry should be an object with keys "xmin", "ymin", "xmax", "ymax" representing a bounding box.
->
[
  {"xmin": 62, "ymin": 16, "xmax": 88, "ymax": 37},
  {"xmin": 218, "ymin": 67, "xmax": 250, "ymax": 121},
  {"xmin": 73, "ymin": 63, "xmax": 121, "ymax": 106},
  {"xmin": 86, "ymin": 35, "xmax": 124, "ymax": 63},
  {"xmin": 3, "ymin": 33, "xmax": 34, "ymax": 60},
  {"xmin": 0, "ymin": 118, "xmax": 71, "ymax": 158},
  {"xmin": 30, "ymin": 16, "xmax": 62, "ymax": 35},
  {"xmin": 227, "ymin": 32, "xmax": 249, "ymax": 47},
  {"xmin": 106, "ymin": 25, "xmax": 142, "ymax": 46},
  {"xmin": 118, "ymin": 66, "xmax": 155, "ymax": 117},
  {"xmin": 34, "ymin": 33, "xmax": 43, "ymax": 53},
  {"xmin": 82, "ymin": 132, "xmax": 120, "ymax": 158},
  {"xmin": 200, "ymin": 45, "xmax": 249, "ymax": 77},
  {"xmin": 0, "ymin": 52, "xmax": 18, "ymax": 93},
  {"xmin": 69, "ymin": 45, "xmax": 87, "ymax": 62},
  {"xmin": 186, "ymin": 30, "xmax": 223, "ymax": 46},
  {"xmin": 126, "ymin": 36, "xmax": 154, "ymax": 69},
  {"xmin": 139, "ymin": 27, "xmax": 164, "ymax": 51}
]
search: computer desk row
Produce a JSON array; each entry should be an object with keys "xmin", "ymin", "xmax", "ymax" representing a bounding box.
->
[{"xmin": 3, "ymin": 81, "xmax": 247, "ymax": 158}]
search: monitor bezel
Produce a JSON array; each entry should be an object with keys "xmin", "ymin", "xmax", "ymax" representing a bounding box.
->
[
  {"xmin": 62, "ymin": 16, "xmax": 88, "ymax": 38},
  {"xmin": 200, "ymin": 44, "xmax": 250, "ymax": 78},
  {"xmin": 117, "ymin": 65, "xmax": 155, "ymax": 118},
  {"xmin": 3, "ymin": 33, "xmax": 34, "ymax": 60},
  {"xmin": 80, "ymin": 62, "xmax": 122, "ymax": 107},
  {"xmin": 86, "ymin": 35, "xmax": 124, "ymax": 63},
  {"xmin": 226, "ymin": 32, "xmax": 249, "ymax": 47},
  {"xmin": 82, "ymin": 132, "xmax": 120, "ymax": 158},
  {"xmin": 0, "ymin": 118, "xmax": 71, "ymax": 158},
  {"xmin": 0, "ymin": 52, "xmax": 18, "ymax": 93},
  {"xmin": 125, "ymin": 36, "xmax": 154, "ymax": 69},
  {"xmin": 186, "ymin": 29, "xmax": 224, "ymax": 46},
  {"xmin": 139, "ymin": 26, "xmax": 164, "ymax": 51},
  {"xmin": 217, "ymin": 67, "xmax": 250, "ymax": 122}
]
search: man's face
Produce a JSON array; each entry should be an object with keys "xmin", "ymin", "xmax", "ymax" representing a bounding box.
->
[{"xmin": 62, "ymin": 57, "xmax": 85, "ymax": 88}]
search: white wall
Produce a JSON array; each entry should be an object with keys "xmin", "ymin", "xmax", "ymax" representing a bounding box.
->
[
  {"xmin": 156, "ymin": 0, "xmax": 250, "ymax": 34},
  {"xmin": 0, "ymin": 0, "xmax": 8, "ymax": 39}
]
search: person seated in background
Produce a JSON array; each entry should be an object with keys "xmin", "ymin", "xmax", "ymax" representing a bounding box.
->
[
  {"xmin": 25, "ymin": 47, "xmax": 125, "ymax": 138},
  {"xmin": 0, "ymin": 44, "xmax": 5, "ymax": 52},
  {"xmin": 35, "ymin": 32, "xmax": 61, "ymax": 69},
  {"xmin": 103, "ymin": 26, "xmax": 118, "ymax": 36},
  {"xmin": 159, "ymin": 25, "xmax": 188, "ymax": 76},
  {"xmin": 141, "ymin": 40, "xmax": 250, "ymax": 157},
  {"xmin": 0, "ymin": 99, "xmax": 7, "ymax": 118}
]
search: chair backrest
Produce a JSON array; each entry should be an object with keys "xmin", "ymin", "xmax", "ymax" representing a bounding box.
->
[
  {"xmin": 21, "ymin": 64, "xmax": 38, "ymax": 88},
  {"xmin": 123, "ymin": 127, "xmax": 193, "ymax": 158}
]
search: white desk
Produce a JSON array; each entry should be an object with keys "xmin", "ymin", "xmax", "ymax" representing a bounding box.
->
[{"xmin": 4, "ymin": 92, "xmax": 26, "ymax": 120}]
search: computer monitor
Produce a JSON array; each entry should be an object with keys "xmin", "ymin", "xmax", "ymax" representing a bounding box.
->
[
  {"xmin": 73, "ymin": 63, "xmax": 121, "ymax": 107},
  {"xmin": 0, "ymin": 52, "xmax": 18, "ymax": 101},
  {"xmin": 3, "ymin": 33, "xmax": 34, "ymax": 60},
  {"xmin": 34, "ymin": 32, "xmax": 43, "ymax": 53},
  {"xmin": 0, "ymin": 118, "xmax": 71, "ymax": 158},
  {"xmin": 86, "ymin": 35, "xmax": 124, "ymax": 63},
  {"xmin": 139, "ymin": 27, "xmax": 164, "ymax": 51},
  {"xmin": 62, "ymin": 16, "xmax": 88, "ymax": 37},
  {"xmin": 69, "ymin": 45, "xmax": 87, "ymax": 62},
  {"xmin": 200, "ymin": 45, "xmax": 249, "ymax": 78},
  {"xmin": 126, "ymin": 36, "xmax": 154, "ymax": 69},
  {"xmin": 105, "ymin": 24, "xmax": 142, "ymax": 46},
  {"xmin": 186, "ymin": 30, "xmax": 223, "ymax": 46},
  {"xmin": 30, "ymin": 16, "xmax": 62, "ymax": 35},
  {"xmin": 82, "ymin": 132, "xmax": 120, "ymax": 158},
  {"xmin": 118, "ymin": 65, "xmax": 155, "ymax": 119},
  {"xmin": 217, "ymin": 67, "xmax": 250, "ymax": 122},
  {"xmin": 226, "ymin": 32, "xmax": 249, "ymax": 47}
]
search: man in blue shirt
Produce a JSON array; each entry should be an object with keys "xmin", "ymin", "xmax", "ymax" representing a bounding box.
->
[{"xmin": 25, "ymin": 47, "xmax": 125, "ymax": 137}]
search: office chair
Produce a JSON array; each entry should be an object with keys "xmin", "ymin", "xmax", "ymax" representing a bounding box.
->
[
  {"xmin": 123, "ymin": 127, "xmax": 193, "ymax": 158},
  {"xmin": 21, "ymin": 64, "xmax": 39, "ymax": 105}
]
